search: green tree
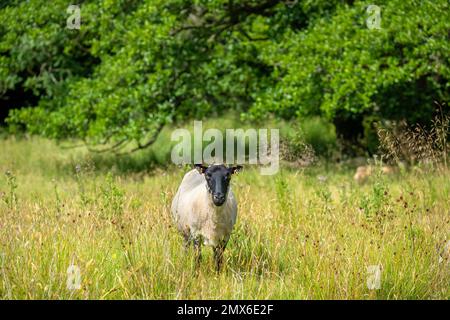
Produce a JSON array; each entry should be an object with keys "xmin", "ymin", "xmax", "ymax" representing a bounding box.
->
[
  {"xmin": 248, "ymin": 0, "xmax": 450, "ymax": 137},
  {"xmin": 1, "ymin": 0, "xmax": 448, "ymax": 152}
]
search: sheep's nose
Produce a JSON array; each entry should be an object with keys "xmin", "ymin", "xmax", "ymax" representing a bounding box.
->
[{"xmin": 213, "ymin": 194, "xmax": 225, "ymax": 203}]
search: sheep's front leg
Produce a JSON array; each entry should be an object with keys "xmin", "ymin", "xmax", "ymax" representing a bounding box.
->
[
  {"xmin": 182, "ymin": 230, "xmax": 192, "ymax": 252},
  {"xmin": 213, "ymin": 240, "xmax": 227, "ymax": 272},
  {"xmin": 193, "ymin": 236, "xmax": 202, "ymax": 268}
]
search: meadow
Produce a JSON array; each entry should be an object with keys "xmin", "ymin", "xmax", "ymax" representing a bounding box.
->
[{"xmin": 0, "ymin": 135, "xmax": 449, "ymax": 299}]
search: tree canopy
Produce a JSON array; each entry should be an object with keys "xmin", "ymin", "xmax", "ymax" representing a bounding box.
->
[{"xmin": 1, "ymin": 0, "xmax": 449, "ymax": 152}]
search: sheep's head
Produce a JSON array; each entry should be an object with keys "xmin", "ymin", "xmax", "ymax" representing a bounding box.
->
[{"xmin": 195, "ymin": 164, "xmax": 242, "ymax": 206}]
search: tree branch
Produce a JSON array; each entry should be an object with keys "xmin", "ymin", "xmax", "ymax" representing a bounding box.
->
[
  {"xmin": 171, "ymin": 0, "xmax": 283, "ymax": 39},
  {"xmin": 116, "ymin": 121, "xmax": 165, "ymax": 155}
]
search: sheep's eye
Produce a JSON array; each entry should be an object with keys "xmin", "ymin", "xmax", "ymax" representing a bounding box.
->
[{"xmin": 206, "ymin": 173, "xmax": 212, "ymax": 178}]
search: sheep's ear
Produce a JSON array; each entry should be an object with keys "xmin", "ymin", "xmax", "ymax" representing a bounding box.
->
[
  {"xmin": 230, "ymin": 165, "xmax": 243, "ymax": 174},
  {"xmin": 194, "ymin": 164, "xmax": 207, "ymax": 174}
]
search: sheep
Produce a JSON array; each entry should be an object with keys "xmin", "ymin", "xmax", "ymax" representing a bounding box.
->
[
  {"xmin": 171, "ymin": 164, "xmax": 242, "ymax": 271},
  {"xmin": 354, "ymin": 165, "xmax": 395, "ymax": 183}
]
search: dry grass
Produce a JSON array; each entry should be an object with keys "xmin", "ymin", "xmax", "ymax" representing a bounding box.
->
[
  {"xmin": 0, "ymin": 136, "xmax": 449, "ymax": 299},
  {"xmin": 377, "ymin": 103, "xmax": 450, "ymax": 169}
]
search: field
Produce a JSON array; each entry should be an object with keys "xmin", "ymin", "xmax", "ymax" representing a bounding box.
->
[{"xmin": 0, "ymin": 136, "xmax": 449, "ymax": 299}]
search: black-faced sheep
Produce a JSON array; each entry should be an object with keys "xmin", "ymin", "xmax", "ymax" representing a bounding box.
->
[{"xmin": 171, "ymin": 164, "xmax": 242, "ymax": 271}]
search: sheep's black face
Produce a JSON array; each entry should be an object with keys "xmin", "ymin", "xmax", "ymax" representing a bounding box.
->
[{"xmin": 195, "ymin": 164, "xmax": 242, "ymax": 206}]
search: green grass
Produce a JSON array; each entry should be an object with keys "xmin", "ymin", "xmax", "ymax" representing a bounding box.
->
[{"xmin": 0, "ymin": 136, "xmax": 449, "ymax": 299}]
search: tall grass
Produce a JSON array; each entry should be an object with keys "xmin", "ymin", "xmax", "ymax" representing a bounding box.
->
[{"xmin": 0, "ymin": 136, "xmax": 449, "ymax": 299}]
